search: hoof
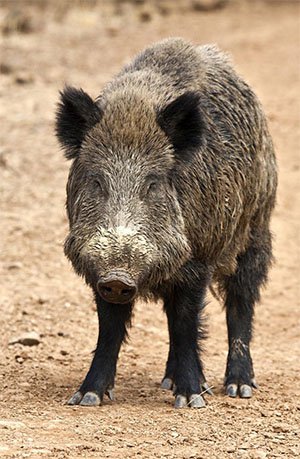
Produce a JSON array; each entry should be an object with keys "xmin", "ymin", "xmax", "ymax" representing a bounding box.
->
[
  {"xmin": 201, "ymin": 381, "xmax": 214, "ymax": 395},
  {"xmin": 79, "ymin": 391, "xmax": 101, "ymax": 406},
  {"xmin": 105, "ymin": 388, "xmax": 115, "ymax": 401},
  {"xmin": 161, "ymin": 377, "xmax": 173, "ymax": 390},
  {"xmin": 226, "ymin": 383, "xmax": 238, "ymax": 398},
  {"xmin": 174, "ymin": 393, "xmax": 206, "ymax": 409},
  {"xmin": 188, "ymin": 394, "xmax": 206, "ymax": 408},
  {"xmin": 67, "ymin": 391, "xmax": 83, "ymax": 405},
  {"xmin": 226, "ymin": 382, "xmax": 254, "ymax": 398},
  {"xmin": 174, "ymin": 394, "xmax": 188, "ymax": 408},
  {"xmin": 67, "ymin": 390, "xmax": 101, "ymax": 406},
  {"xmin": 239, "ymin": 384, "xmax": 252, "ymax": 398}
]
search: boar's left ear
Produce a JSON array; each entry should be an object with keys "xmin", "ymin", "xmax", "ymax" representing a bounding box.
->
[
  {"xmin": 157, "ymin": 92, "xmax": 204, "ymax": 161},
  {"xmin": 56, "ymin": 86, "xmax": 102, "ymax": 160}
]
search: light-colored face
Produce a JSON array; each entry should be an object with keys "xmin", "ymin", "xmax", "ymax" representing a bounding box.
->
[{"xmin": 64, "ymin": 128, "xmax": 191, "ymax": 296}]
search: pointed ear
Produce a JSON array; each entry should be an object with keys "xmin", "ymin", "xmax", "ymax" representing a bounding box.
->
[
  {"xmin": 55, "ymin": 86, "xmax": 102, "ymax": 160},
  {"xmin": 157, "ymin": 92, "xmax": 204, "ymax": 161}
]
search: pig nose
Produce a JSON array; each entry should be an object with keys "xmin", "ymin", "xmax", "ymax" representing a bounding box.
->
[{"xmin": 97, "ymin": 273, "xmax": 137, "ymax": 304}]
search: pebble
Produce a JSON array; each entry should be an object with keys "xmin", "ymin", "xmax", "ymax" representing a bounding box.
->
[
  {"xmin": 14, "ymin": 72, "xmax": 34, "ymax": 85},
  {"xmin": 252, "ymin": 451, "xmax": 267, "ymax": 459},
  {"xmin": 192, "ymin": 0, "xmax": 226, "ymax": 11},
  {"xmin": 15, "ymin": 351, "xmax": 30, "ymax": 364},
  {"xmin": 37, "ymin": 296, "xmax": 47, "ymax": 305},
  {"xmin": 0, "ymin": 63, "xmax": 12, "ymax": 74},
  {"xmin": 9, "ymin": 331, "xmax": 41, "ymax": 346},
  {"xmin": 139, "ymin": 10, "xmax": 152, "ymax": 23},
  {"xmin": 6, "ymin": 261, "xmax": 23, "ymax": 270},
  {"xmin": 273, "ymin": 423, "xmax": 291, "ymax": 433}
]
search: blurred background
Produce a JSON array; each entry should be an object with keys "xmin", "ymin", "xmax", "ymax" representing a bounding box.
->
[{"xmin": 0, "ymin": 1, "xmax": 299, "ymax": 458}]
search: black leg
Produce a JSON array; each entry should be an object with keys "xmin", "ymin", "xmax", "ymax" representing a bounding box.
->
[
  {"xmin": 223, "ymin": 231, "xmax": 272, "ymax": 398},
  {"xmin": 161, "ymin": 313, "xmax": 212, "ymax": 395},
  {"xmin": 68, "ymin": 292, "xmax": 133, "ymax": 406},
  {"xmin": 162, "ymin": 277, "xmax": 208, "ymax": 408},
  {"xmin": 160, "ymin": 313, "xmax": 176, "ymax": 390}
]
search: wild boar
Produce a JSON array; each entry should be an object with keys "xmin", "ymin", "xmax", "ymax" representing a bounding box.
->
[{"xmin": 56, "ymin": 38, "xmax": 277, "ymax": 408}]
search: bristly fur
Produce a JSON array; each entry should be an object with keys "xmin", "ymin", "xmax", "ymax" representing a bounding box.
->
[{"xmin": 56, "ymin": 38, "xmax": 277, "ymax": 405}]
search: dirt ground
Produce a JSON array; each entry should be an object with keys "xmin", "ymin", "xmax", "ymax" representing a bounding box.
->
[{"xmin": 0, "ymin": 1, "xmax": 299, "ymax": 458}]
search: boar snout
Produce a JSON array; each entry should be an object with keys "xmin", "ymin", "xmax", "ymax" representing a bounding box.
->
[{"xmin": 97, "ymin": 271, "xmax": 137, "ymax": 304}]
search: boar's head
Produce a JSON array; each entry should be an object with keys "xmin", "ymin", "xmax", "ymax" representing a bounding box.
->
[{"xmin": 56, "ymin": 86, "xmax": 203, "ymax": 303}]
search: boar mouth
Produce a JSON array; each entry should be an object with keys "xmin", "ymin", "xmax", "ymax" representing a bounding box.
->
[{"xmin": 97, "ymin": 270, "xmax": 137, "ymax": 304}]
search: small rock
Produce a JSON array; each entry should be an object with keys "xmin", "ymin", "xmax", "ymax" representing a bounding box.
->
[
  {"xmin": 60, "ymin": 350, "xmax": 68, "ymax": 356},
  {"xmin": 0, "ymin": 63, "xmax": 12, "ymax": 75},
  {"xmin": 192, "ymin": 0, "xmax": 228, "ymax": 11},
  {"xmin": 239, "ymin": 444, "xmax": 250, "ymax": 450},
  {"xmin": 9, "ymin": 331, "xmax": 40, "ymax": 346},
  {"xmin": 273, "ymin": 423, "xmax": 290, "ymax": 433},
  {"xmin": 14, "ymin": 72, "xmax": 34, "ymax": 85},
  {"xmin": 126, "ymin": 443, "xmax": 135, "ymax": 448},
  {"xmin": 252, "ymin": 451, "xmax": 267, "ymax": 459},
  {"xmin": 2, "ymin": 10, "xmax": 33, "ymax": 35},
  {"xmin": 139, "ymin": 10, "xmax": 152, "ymax": 22},
  {"xmin": 15, "ymin": 351, "xmax": 30, "ymax": 362},
  {"xmin": 37, "ymin": 296, "xmax": 47, "ymax": 305},
  {"xmin": 6, "ymin": 262, "xmax": 23, "ymax": 270}
]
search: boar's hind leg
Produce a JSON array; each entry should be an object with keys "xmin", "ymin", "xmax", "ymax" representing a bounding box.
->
[
  {"xmin": 163, "ymin": 278, "xmax": 208, "ymax": 408},
  {"xmin": 68, "ymin": 294, "xmax": 132, "ymax": 406},
  {"xmin": 223, "ymin": 230, "xmax": 272, "ymax": 398}
]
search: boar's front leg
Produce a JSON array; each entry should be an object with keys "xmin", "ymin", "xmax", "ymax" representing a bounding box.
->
[
  {"xmin": 68, "ymin": 293, "xmax": 132, "ymax": 406},
  {"xmin": 161, "ymin": 317, "xmax": 213, "ymax": 395},
  {"xmin": 163, "ymin": 278, "xmax": 208, "ymax": 408}
]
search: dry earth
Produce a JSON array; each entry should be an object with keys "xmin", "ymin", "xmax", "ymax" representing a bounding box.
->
[{"xmin": 0, "ymin": 1, "xmax": 299, "ymax": 458}]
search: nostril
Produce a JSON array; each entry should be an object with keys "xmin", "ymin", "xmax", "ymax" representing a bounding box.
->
[{"xmin": 97, "ymin": 274, "xmax": 137, "ymax": 304}]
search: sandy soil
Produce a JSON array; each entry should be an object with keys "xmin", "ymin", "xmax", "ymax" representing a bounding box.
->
[{"xmin": 0, "ymin": 1, "xmax": 299, "ymax": 458}]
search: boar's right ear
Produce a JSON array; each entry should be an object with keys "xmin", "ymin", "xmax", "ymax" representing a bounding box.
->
[
  {"xmin": 56, "ymin": 86, "xmax": 102, "ymax": 160},
  {"xmin": 157, "ymin": 91, "xmax": 204, "ymax": 162}
]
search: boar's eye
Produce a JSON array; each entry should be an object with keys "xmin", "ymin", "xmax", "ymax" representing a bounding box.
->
[
  {"xmin": 146, "ymin": 181, "xmax": 159, "ymax": 194},
  {"xmin": 94, "ymin": 179, "xmax": 108, "ymax": 198},
  {"xmin": 142, "ymin": 177, "xmax": 162, "ymax": 200},
  {"xmin": 141, "ymin": 174, "xmax": 164, "ymax": 200}
]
